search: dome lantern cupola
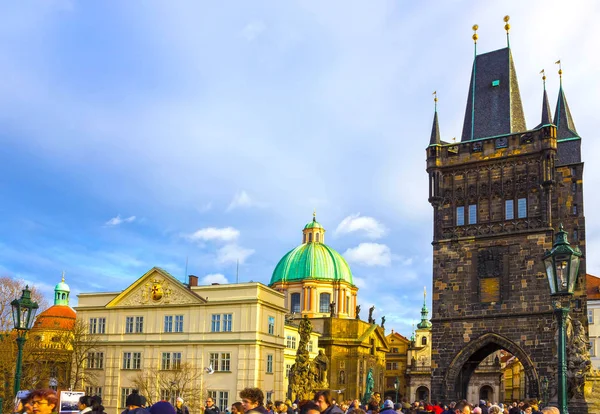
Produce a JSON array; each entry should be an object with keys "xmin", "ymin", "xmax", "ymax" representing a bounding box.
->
[
  {"xmin": 54, "ymin": 271, "xmax": 70, "ymax": 306},
  {"xmin": 302, "ymin": 210, "xmax": 325, "ymax": 244}
]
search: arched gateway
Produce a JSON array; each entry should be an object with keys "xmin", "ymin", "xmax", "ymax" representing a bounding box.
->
[{"xmin": 443, "ymin": 333, "xmax": 538, "ymax": 400}]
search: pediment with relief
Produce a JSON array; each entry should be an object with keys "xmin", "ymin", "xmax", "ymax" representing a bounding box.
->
[{"xmin": 107, "ymin": 267, "xmax": 205, "ymax": 307}]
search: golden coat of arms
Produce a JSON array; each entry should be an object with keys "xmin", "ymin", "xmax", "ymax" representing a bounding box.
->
[{"xmin": 151, "ymin": 280, "xmax": 163, "ymax": 301}]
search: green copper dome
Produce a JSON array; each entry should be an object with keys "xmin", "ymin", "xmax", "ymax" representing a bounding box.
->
[
  {"xmin": 270, "ymin": 242, "xmax": 354, "ymax": 285},
  {"xmin": 304, "ymin": 219, "xmax": 323, "ymax": 230}
]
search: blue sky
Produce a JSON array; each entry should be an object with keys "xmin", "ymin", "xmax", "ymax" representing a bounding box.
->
[{"xmin": 1, "ymin": 1, "xmax": 599, "ymax": 338}]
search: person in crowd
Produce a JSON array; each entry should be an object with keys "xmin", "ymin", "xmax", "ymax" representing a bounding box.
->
[
  {"xmin": 453, "ymin": 402, "xmax": 471, "ymax": 414},
  {"xmin": 301, "ymin": 402, "xmax": 321, "ymax": 414},
  {"xmin": 372, "ymin": 395, "xmax": 381, "ymax": 409},
  {"xmin": 78, "ymin": 396, "xmax": 94, "ymax": 414},
  {"xmin": 89, "ymin": 396, "xmax": 106, "ymax": 414},
  {"xmin": 122, "ymin": 390, "xmax": 149, "ymax": 414},
  {"xmin": 30, "ymin": 389, "xmax": 59, "ymax": 414},
  {"xmin": 240, "ymin": 388, "xmax": 268, "ymax": 414},
  {"xmin": 472, "ymin": 408, "xmax": 481, "ymax": 414},
  {"xmin": 232, "ymin": 403, "xmax": 244, "ymax": 414},
  {"xmin": 487, "ymin": 406, "xmax": 501, "ymax": 414},
  {"xmin": 206, "ymin": 397, "xmax": 221, "ymax": 414},
  {"xmin": 175, "ymin": 398, "xmax": 189, "ymax": 414},
  {"xmin": 16, "ymin": 391, "xmax": 33, "ymax": 414},
  {"xmin": 379, "ymin": 400, "xmax": 395, "ymax": 414},
  {"xmin": 442, "ymin": 402, "xmax": 456, "ymax": 414},
  {"xmin": 540, "ymin": 408, "xmax": 559, "ymax": 414},
  {"xmin": 291, "ymin": 404, "xmax": 299, "ymax": 414},
  {"xmin": 314, "ymin": 391, "xmax": 343, "ymax": 414},
  {"xmin": 149, "ymin": 401, "xmax": 176, "ymax": 414}
]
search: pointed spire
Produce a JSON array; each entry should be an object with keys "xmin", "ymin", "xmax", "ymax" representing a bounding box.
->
[
  {"xmin": 553, "ymin": 61, "xmax": 579, "ymax": 139},
  {"xmin": 61, "ymin": 270, "xmax": 65, "ymax": 283},
  {"xmin": 417, "ymin": 286, "xmax": 432, "ymax": 329},
  {"xmin": 429, "ymin": 92, "xmax": 441, "ymax": 146},
  {"xmin": 537, "ymin": 69, "xmax": 552, "ymax": 127},
  {"xmin": 504, "ymin": 15, "xmax": 511, "ymax": 48}
]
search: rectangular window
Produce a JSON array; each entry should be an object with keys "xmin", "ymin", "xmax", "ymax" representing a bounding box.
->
[
  {"xmin": 173, "ymin": 352, "xmax": 181, "ymax": 369},
  {"xmin": 573, "ymin": 204, "xmax": 578, "ymax": 215},
  {"xmin": 319, "ymin": 293, "xmax": 331, "ymax": 313},
  {"xmin": 589, "ymin": 309, "xmax": 594, "ymax": 324},
  {"xmin": 209, "ymin": 353, "xmax": 219, "ymax": 371},
  {"xmin": 133, "ymin": 352, "xmax": 141, "ymax": 369},
  {"xmin": 125, "ymin": 317, "xmax": 134, "ymax": 334},
  {"xmin": 222, "ymin": 314, "xmax": 232, "ymax": 332},
  {"xmin": 207, "ymin": 391, "xmax": 228, "ymax": 412},
  {"xmin": 85, "ymin": 387, "xmax": 102, "ymax": 398},
  {"xmin": 590, "ymin": 339, "xmax": 596, "ymax": 357},
  {"xmin": 286, "ymin": 364, "xmax": 291, "ymax": 378},
  {"xmin": 161, "ymin": 352, "xmax": 171, "ymax": 370},
  {"xmin": 121, "ymin": 388, "xmax": 133, "ymax": 408},
  {"xmin": 286, "ymin": 335, "xmax": 297, "ymax": 349},
  {"xmin": 505, "ymin": 199, "xmax": 514, "ymax": 220},
  {"xmin": 468, "ymin": 204, "xmax": 477, "ymax": 224},
  {"xmin": 123, "ymin": 352, "xmax": 132, "ymax": 369},
  {"xmin": 572, "ymin": 182, "xmax": 577, "ymax": 193},
  {"xmin": 164, "ymin": 315, "xmax": 173, "ymax": 333},
  {"xmin": 135, "ymin": 316, "xmax": 144, "ymax": 333},
  {"xmin": 266, "ymin": 354, "xmax": 273, "ymax": 373},
  {"xmin": 266, "ymin": 392, "xmax": 273, "ymax": 403},
  {"xmin": 175, "ymin": 315, "xmax": 184, "ymax": 332},
  {"xmin": 268, "ymin": 316, "xmax": 275, "ymax": 335},
  {"xmin": 87, "ymin": 352, "xmax": 104, "ymax": 369},
  {"xmin": 220, "ymin": 353, "xmax": 230, "ymax": 371},
  {"xmin": 518, "ymin": 198, "xmax": 527, "ymax": 219},
  {"xmin": 456, "ymin": 206, "xmax": 465, "ymax": 226},
  {"xmin": 211, "ymin": 314, "xmax": 221, "ymax": 332},
  {"xmin": 160, "ymin": 389, "xmax": 175, "ymax": 405},
  {"xmin": 291, "ymin": 293, "xmax": 301, "ymax": 313},
  {"xmin": 89, "ymin": 318, "xmax": 97, "ymax": 334},
  {"xmin": 308, "ymin": 341, "xmax": 313, "ymax": 352}
]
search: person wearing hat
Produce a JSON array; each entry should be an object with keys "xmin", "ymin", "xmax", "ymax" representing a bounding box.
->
[
  {"xmin": 378, "ymin": 400, "xmax": 394, "ymax": 414},
  {"xmin": 174, "ymin": 398, "xmax": 189, "ymax": 414},
  {"xmin": 149, "ymin": 402, "xmax": 176, "ymax": 414},
  {"xmin": 123, "ymin": 390, "xmax": 149, "ymax": 414}
]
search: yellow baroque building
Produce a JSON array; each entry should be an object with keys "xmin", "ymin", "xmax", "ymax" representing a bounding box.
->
[
  {"xmin": 270, "ymin": 215, "xmax": 389, "ymax": 401},
  {"xmin": 76, "ymin": 267, "xmax": 288, "ymax": 414}
]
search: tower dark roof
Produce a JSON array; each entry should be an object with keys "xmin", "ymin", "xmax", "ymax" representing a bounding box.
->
[
  {"xmin": 536, "ymin": 85, "xmax": 553, "ymax": 128},
  {"xmin": 429, "ymin": 110, "xmax": 441, "ymax": 146},
  {"xmin": 461, "ymin": 47, "xmax": 526, "ymax": 141},
  {"xmin": 554, "ymin": 82, "xmax": 579, "ymax": 139}
]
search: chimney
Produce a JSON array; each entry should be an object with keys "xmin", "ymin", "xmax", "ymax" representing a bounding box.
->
[{"xmin": 188, "ymin": 275, "xmax": 198, "ymax": 287}]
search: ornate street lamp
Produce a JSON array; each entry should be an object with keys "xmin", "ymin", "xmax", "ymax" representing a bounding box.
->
[
  {"xmin": 10, "ymin": 286, "xmax": 39, "ymax": 395},
  {"xmin": 394, "ymin": 377, "xmax": 399, "ymax": 404},
  {"xmin": 542, "ymin": 224, "xmax": 582, "ymax": 414}
]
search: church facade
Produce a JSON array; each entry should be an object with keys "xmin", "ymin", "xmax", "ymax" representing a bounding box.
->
[
  {"xmin": 426, "ymin": 25, "xmax": 589, "ymax": 411},
  {"xmin": 270, "ymin": 215, "xmax": 389, "ymax": 402}
]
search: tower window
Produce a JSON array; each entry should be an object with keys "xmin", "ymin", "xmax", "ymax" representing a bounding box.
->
[
  {"xmin": 517, "ymin": 198, "xmax": 527, "ymax": 218},
  {"xmin": 468, "ymin": 204, "xmax": 477, "ymax": 224},
  {"xmin": 572, "ymin": 182, "xmax": 577, "ymax": 193},
  {"xmin": 573, "ymin": 204, "xmax": 578, "ymax": 215},
  {"xmin": 303, "ymin": 234, "xmax": 306, "ymax": 243},
  {"xmin": 316, "ymin": 233, "xmax": 320, "ymax": 242},
  {"xmin": 456, "ymin": 206, "xmax": 465, "ymax": 226},
  {"xmin": 505, "ymin": 200, "xmax": 514, "ymax": 220},
  {"xmin": 573, "ymin": 229, "xmax": 579, "ymax": 241},
  {"xmin": 291, "ymin": 293, "xmax": 301, "ymax": 313},
  {"xmin": 319, "ymin": 293, "xmax": 331, "ymax": 313},
  {"xmin": 421, "ymin": 336, "xmax": 427, "ymax": 346},
  {"xmin": 309, "ymin": 233, "xmax": 313, "ymax": 242}
]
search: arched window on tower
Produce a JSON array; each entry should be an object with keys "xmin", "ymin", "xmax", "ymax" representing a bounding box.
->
[
  {"xmin": 291, "ymin": 293, "xmax": 301, "ymax": 313},
  {"xmin": 421, "ymin": 336, "xmax": 427, "ymax": 346},
  {"xmin": 316, "ymin": 233, "xmax": 320, "ymax": 242},
  {"xmin": 309, "ymin": 233, "xmax": 313, "ymax": 242},
  {"xmin": 303, "ymin": 234, "xmax": 306, "ymax": 243},
  {"xmin": 319, "ymin": 293, "xmax": 330, "ymax": 313}
]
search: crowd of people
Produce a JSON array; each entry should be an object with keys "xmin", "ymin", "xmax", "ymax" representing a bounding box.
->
[{"xmin": 12, "ymin": 388, "xmax": 561, "ymax": 414}]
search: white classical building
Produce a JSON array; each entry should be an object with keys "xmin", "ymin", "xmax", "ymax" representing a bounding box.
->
[
  {"xmin": 588, "ymin": 274, "xmax": 600, "ymax": 369},
  {"xmin": 76, "ymin": 267, "xmax": 287, "ymax": 414}
]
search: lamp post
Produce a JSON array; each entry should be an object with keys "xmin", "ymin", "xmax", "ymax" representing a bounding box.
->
[
  {"xmin": 394, "ymin": 377, "xmax": 399, "ymax": 404},
  {"xmin": 542, "ymin": 224, "xmax": 582, "ymax": 414},
  {"xmin": 10, "ymin": 286, "xmax": 39, "ymax": 396}
]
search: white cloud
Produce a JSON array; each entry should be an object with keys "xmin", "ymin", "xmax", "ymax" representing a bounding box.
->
[
  {"xmin": 216, "ymin": 244, "xmax": 255, "ymax": 265},
  {"xmin": 343, "ymin": 243, "xmax": 391, "ymax": 267},
  {"xmin": 201, "ymin": 273, "xmax": 228, "ymax": 285},
  {"xmin": 185, "ymin": 227, "xmax": 240, "ymax": 242},
  {"xmin": 105, "ymin": 215, "xmax": 136, "ymax": 227},
  {"xmin": 241, "ymin": 21, "xmax": 266, "ymax": 41},
  {"xmin": 226, "ymin": 190, "xmax": 262, "ymax": 212},
  {"xmin": 335, "ymin": 213, "xmax": 387, "ymax": 239}
]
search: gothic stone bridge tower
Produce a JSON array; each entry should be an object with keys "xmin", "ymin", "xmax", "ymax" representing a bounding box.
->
[{"xmin": 425, "ymin": 30, "xmax": 587, "ymax": 408}]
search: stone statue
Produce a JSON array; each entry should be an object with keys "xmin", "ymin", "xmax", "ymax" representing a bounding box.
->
[
  {"xmin": 381, "ymin": 316, "xmax": 386, "ymax": 329},
  {"xmin": 313, "ymin": 349, "xmax": 329, "ymax": 387},
  {"xmin": 329, "ymin": 301, "xmax": 336, "ymax": 317},
  {"xmin": 361, "ymin": 368, "xmax": 375, "ymax": 404},
  {"xmin": 368, "ymin": 305, "xmax": 375, "ymax": 323},
  {"xmin": 289, "ymin": 316, "xmax": 317, "ymax": 401},
  {"xmin": 356, "ymin": 305, "xmax": 361, "ymax": 320},
  {"xmin": 566, "ymin": 316, "xmax": 592, "ymax": 399}
]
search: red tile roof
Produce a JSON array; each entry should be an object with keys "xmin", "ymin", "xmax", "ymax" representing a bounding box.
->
[
  {"xmin": 587, "ymin": 274, "xmax": 600, "ymax": 300},
  {"xmin": 32, "ymin": 305, "xmax": 76, "ymax": 330}
]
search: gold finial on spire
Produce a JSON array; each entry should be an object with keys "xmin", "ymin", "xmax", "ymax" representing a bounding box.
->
[
  {"xmin": 555, "ymin": 60, "xmax": 562, "ymax": 77},
  {"xmin": 313, "ymin": 209, "xmax": 316, "ymax": 220},
  {"xmin": 472, "ymin": 24, "xmax": 479, "ymax": 43},
  {"xmin": 540, "ymin": 69, "xmax": 546, "ymax": 81},
  {"xmin": 61, "ymin": 270, "xmax": 65, "ymax": 282},
  {"xmin": 433, "ymin": 91, "xmax": 437, "ymax": 111},
  {"xmin": 503, "ymin": 15, "xmax": 510, "ymax": 33},
  {"xmin": 424, "ymin": 286, "xmax": 427, "ymax": 301}
]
